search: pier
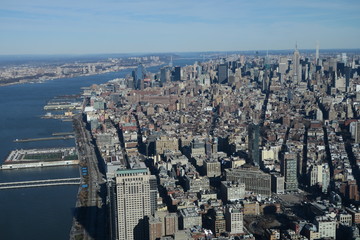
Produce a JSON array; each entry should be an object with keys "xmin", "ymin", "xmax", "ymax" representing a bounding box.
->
[
  {"xmin": 0, "ymin": 177, "xmax": 81, "ymax": 190},
  {"xmin": 52, "ymin": 132, "xmax": 75, "ymax": 136},
  {"xmin": 2, "ymin": 147, "xmax": 79, "ymax": 169},
  {"xmin": 14, "ymin": 135, "xmax": 74, "ymax": 142},
  {"xmin": 44, "ymin": 103, "xmax": 82, "ymax": 111},
  {"xmin": 41, "ymin": 115, "xmax": 72, "ymax": 120}
]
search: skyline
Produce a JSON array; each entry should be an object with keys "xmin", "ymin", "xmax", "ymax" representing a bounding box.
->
[{"xmin": 1, "ymin": 0, "xmax": 360, "ymax": 55}]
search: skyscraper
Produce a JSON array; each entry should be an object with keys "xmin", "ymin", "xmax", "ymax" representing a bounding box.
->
[
  {"xmin": 293, "ymin": 44, "xmax": 301, "ymax": 83},
  {"xmin": 281, "ymin": 152, "xmax": 298, "ymax": 191},
  {"xmin": 218, "ymin": 63, "xmax": 228, "ymax": 84},
  {"xmin": 114, "ymin": 166, "xmax": 152, "ymax": 240},
  {"xmin": 315, "ymin": 41, "xmax": 320, "ymax": 65},
  {"xmin": 279, "ymin": 57, "xmax": 288, "ymax": 83},
  {"xmin": 173, "ymin": 66, "xmax": 181, "ymax": 81},
  {"xmin": 160, "ymin": 67, "xmax": 171, "ymax": 86},
  {"xmin": 248, "ymin": 123, "xmax": 260, "ymax": 166},
  {"xmin": 133, "ymin": 63, "xmax": 145, "ymax": 89},
  {"xmin": 350, "ymin": 120, "xmax": 360, "ymax": 143}
]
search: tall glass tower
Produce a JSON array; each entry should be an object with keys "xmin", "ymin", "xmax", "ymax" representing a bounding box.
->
[
  {"xmin": 134, "ymin": 63, "xmax": 145, "ymax": 89},
  {"xmin": 248, "ymin": 123, "xmax": 260, "ymax": 166}
]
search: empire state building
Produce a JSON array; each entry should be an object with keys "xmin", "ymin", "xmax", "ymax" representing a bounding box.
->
[{"xmin": 293, "ymin": 44, "xmax": 301, "ymax": 83}]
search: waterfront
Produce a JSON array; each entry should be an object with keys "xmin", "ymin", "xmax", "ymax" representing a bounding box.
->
[
  {"xmin": 0, "ymin": 70, "xmax": 132, "ymax": 240},
  {"xmin": 0, "ymin": 56, "xmax": 201, "ymax": 240}
]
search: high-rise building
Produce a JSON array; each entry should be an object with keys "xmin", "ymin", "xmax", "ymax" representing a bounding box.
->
[
  {"xmin": 281, "ymin": 152, "xmax": 298, "ymax": 191},
  {"xmin": 218, "ymin": 63, "xmax": 228, "ymax": 84},
  {"xmin": 160, "ymin": 67, "xmax": 171, "ymax": 86},
  {"xmin": 279, "ymin": 57, "xmax": 288, "ymax": 83},
  {"xmin": 315, "ymin": 41, "xmax": 320, "ymax": 65},
  {"xmin": 293, "ymin": 44, "xmax": 301, "ymax": 83},
  {"xmin": 342, "ymin": 53, "xmax": 348, "ymax": 65},
  {"xmin": 350, "ymin": 120, "xmax": 360, "ymax": 143},
  {"xmin": 133, "ymin": 63, "xmax": 146, "ymax": 90},
  {"xmin": 173, "ymin": 66, "xmax": 181, "ymax": 81},
  {"xmin": 248, "ymin": 123, "xmax": 260, "ymax": 166},
  {"xmin": 114, "ymin": 166, "xmax": 152, "ymax": 240}
]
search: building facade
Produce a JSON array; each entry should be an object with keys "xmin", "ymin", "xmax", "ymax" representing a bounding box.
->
[{"xmin": 114, "ymin": 167, "xmax": 152, "ymax": 240}]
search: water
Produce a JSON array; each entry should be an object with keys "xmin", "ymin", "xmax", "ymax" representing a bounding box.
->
[{"xmin": 0, "ymin": 57, "xmax": 201, "ymax": 240}]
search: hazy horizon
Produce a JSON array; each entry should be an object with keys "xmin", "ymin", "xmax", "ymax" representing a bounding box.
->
[
  {"xmin": 0, "ymin": 47, "xmax": 360, "ymax": 57},
  {"xmin": 1, "ymin": 0, "xmax": 359, "ymax": 55}
]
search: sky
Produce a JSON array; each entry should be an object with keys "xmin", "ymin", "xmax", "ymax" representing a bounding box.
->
[{"xmin": 0, "ymin": 0, "xmax": 360, "ymax": 55}]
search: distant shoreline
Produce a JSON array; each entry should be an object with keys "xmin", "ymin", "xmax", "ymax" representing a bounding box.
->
[{"xmin": 0, "ymin": 62, "xmax": 164, "ymax": 87}]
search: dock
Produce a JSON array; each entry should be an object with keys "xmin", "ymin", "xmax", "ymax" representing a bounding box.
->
[{"xmin": 14, "ymin": 135, "xmax": 74, "ymax": 142}]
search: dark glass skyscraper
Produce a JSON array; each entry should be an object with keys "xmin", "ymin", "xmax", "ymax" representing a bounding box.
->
[
  {"xmin": 248, "ymin": 123, "xmax": 260, "ymax": 166},
  {"xmin": 173, "ymin": 66, "xmax": 181, "ymax": 81},
  {"xmin": 218, "ymin": 63, "xmax": 228, "ymax": 84},
  {"xmin": 281, "ymin": 152, "xmax": 298, "ymax": 191}
]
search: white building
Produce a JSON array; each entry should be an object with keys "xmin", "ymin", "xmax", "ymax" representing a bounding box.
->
[
  {"xmin": 225, "ymin": 204, "xmax": 244, "ymax": 234},
  {"xmin": 314, "ymin": 216, "xmax": 336, "ymax": 239}
]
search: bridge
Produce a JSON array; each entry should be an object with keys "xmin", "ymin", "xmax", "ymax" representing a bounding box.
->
[{"xmin": 0, "ymin": 177, "xmax": 81, "ymax": 190}]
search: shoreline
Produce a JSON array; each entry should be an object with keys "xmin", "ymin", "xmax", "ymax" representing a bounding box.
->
[{"xmin": 0, "ymin": 62, "xmax": 164, "ymax": 87}]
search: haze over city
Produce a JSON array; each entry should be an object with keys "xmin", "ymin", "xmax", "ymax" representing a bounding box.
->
[{"xmin": 1, "ymin": 0, "xmax": 360, "ymax": 55}]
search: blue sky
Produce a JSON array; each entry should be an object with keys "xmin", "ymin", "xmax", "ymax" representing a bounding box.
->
[{"xmin": 0, "ymin": 0, "xmax": 359, "ymax": 54}]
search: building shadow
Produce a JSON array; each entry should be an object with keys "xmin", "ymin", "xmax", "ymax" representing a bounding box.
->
[
  {"xmin": 72, "ymin": 204, "xmax": 107, "ymax": 240},
  {"xmin": 72, "ymin": 183, "xmax": 108, "ymax": 240},
  {"xmin": 133, "ymin": 217, "xmax": 149, "ymax": 240}
]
